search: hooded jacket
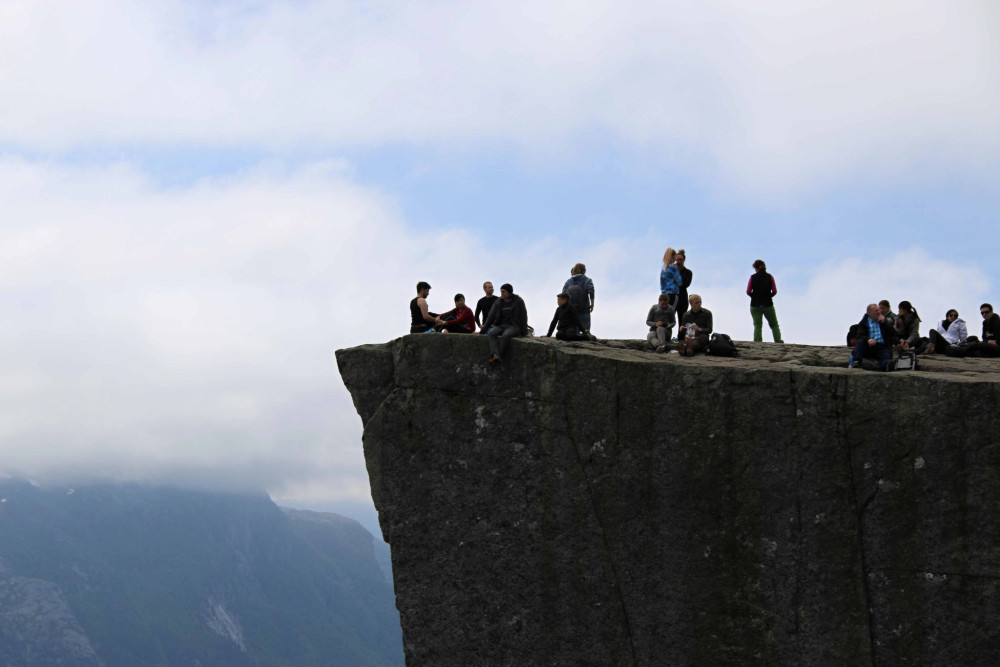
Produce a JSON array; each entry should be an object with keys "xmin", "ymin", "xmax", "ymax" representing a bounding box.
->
[{"xmin": 484, "ymin": 294, "xmax": 529, "ymax": 336}]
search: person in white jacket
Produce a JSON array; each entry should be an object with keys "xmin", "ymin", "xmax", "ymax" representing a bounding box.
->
[{"xmin": 925, "ymin": 309, "xmax": 968, "ymax": 354}]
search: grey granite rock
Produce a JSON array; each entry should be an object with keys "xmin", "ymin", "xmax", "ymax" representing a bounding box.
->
[{"xmin": 336, "ymin": 335, "xmax": 1000, "ymax": 666}]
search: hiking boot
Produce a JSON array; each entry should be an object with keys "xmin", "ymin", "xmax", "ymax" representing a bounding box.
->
[{"xmin": 655, "ymin": 345, "xmax": 665, "ymax": 353}]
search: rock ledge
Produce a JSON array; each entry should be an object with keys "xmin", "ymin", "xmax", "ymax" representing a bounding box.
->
[{"xmin": 337, "ymin": 335, "xmax": 1000, "ymax": 666}]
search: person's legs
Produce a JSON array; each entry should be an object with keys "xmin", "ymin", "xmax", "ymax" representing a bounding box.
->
[
  {"xmin": 971, "ymin": 342, "xmax": 1000, "ymax": 357},
  {"xmin": 751, "ymin": 307, "xmax": 764, "ymax": 342},
  {"xmin": 874, "ymin": 343, "xmax": 892, "ymax": 370},
  {"xmin": 851, "ymin": 338, "xmax": 868, "ymax": 367},
  {"xmin": 556, "ymin": 330, "xmax": 590, "ymax": 341},
  {"xmin": 497, "ymin": 325, "xmax": 519, "ymax": 358},
  {"xmin": 762, "ymin": 306, "xmax": 783, "ymax": 343},
  {"xmin": 675, "ymin": 301, "xmax": 688, "ymax": 327},
  {"xmin": 691, "ymin": 333, "xmax": 710, "ymax": 354},
  {"xmin": 927, "ymin": 329, "xmax": 947, "ymax": 353},
  {"xmin": 646, "ymin": 331, "xmax": 659, "ymax": 349},
  {"xmin": 577, "ymin": 310, "xmax": 591, "ymax": 331},
  {"xmin": 487, "ymin": 326, "xmax": 503, "ymax": 358},
  {"xmin": 658, "ymin": 326, "xmax": 671, "ymax": 346}
]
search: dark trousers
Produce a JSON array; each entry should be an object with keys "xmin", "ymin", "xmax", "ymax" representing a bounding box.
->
[
  {"xmin": 488, "ymin": 324, "xmax": 520, "ymax": 359},
  {"xmin": 852, "ymin": 339, "xmax": 892, "ymax": 370},
  {"xmin": 556, "ymin": 330, "xmax": 590, "ymax": 341},
  {"xmin": 440, "ymin": 323, "xmax": 474, "ymax": 333},
  {"xmin": 969, "ymin": 341, "xmax": 1000, "ymax": 357},
  {"xmin": 928, "ymin": 329, "xmax": 950, "ymax": 353}
]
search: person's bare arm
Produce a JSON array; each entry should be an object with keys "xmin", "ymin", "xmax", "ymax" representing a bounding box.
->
[{"xmin": 418, "ymin": 297, "xmax": 436, "ymax": 324}]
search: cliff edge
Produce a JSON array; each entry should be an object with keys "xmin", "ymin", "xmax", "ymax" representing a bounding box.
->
[{"xmin": 336, "ymin": 336, "xmax": 1000, "ymax": 666}]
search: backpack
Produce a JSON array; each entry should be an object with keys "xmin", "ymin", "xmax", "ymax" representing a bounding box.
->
[
  {"xmin": 566, "ymin": 281, "xmax": 587, "ymax": 313},
  {"xmin": 707, "ymin": 333, "xmax": 739, "ymax": 357},
  {"xmin": 888, "ymin": 350, "xmax": 917, "ymax": 371},
  {"xmin": 846, "ymin": 324, "xmax": 859, "ymax": 347}
]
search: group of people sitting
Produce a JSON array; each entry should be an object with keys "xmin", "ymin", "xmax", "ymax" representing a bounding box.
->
[
  {"xmin": 848, "ymin": 300, "xmax": 1000, "ymax": 370},
  {"xmin": 645, "ymin": 292, "xmax": 714, "ymax": 355},
  {"xmin": 409, "ymin": 264, "xmax": 596, "ymax": 366}
]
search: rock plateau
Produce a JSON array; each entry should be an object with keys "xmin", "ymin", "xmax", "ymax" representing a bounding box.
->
[{"xmin": 337, "ymin": 335, "xmax": 1000, "ymax": 666}]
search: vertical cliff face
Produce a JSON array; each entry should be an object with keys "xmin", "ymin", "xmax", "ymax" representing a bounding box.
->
[{"xmin": 337, "ymin": 335, "xmax": 1000, "ymax": 666}]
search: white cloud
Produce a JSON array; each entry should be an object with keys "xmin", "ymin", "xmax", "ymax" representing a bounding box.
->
[
  {"xmin": 1, "ymin": 1, "xmax": 997, "ymax": 196},
  {"xmin": 0, "ymin": 158, "xmax": 992, "ymax": 505}
]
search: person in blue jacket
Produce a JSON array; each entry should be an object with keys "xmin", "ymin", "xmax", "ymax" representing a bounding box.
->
[{"xmin": 659, "ymin": 247, "xmax": 682, "ymax": 308}]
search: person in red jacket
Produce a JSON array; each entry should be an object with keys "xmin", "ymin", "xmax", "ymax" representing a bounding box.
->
[{"xmin": 436, "ymin": 294, "xmax": 476, "ymax": 333}]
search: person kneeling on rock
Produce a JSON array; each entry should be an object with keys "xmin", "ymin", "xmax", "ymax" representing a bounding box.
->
[
  {"xmin": 482, "ymin": 283, "xmax": 529, "ymax": 366},
  {"xmin": 678, "ymin": 294, "xmax": 712, "ymax": 356},
  {"xmin": 543, "ymin": 292, "xmax": 595, "ymax": 341}
]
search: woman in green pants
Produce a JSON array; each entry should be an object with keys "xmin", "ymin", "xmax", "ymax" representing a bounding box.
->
[{"xmin": 746, "ymin": 259, "xmax": 784, "ymax": 343}]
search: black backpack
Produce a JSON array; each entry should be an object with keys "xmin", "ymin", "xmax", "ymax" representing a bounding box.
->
[
  {"xmin": 846, "ymin": 324, "xmax": 859, "ymax": 347},
  {"xmin": 707, "ymin": 333, "xmax": 739, "ymax": 357}
]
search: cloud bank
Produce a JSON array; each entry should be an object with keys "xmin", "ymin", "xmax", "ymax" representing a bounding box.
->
[{"xmin": 1, "ymin": 1, "xmax": 997, "ymax": 196}]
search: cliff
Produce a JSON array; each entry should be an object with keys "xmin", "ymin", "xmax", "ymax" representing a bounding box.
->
[{"xmin": 337, "ymin": 335, "xmax": 1000, "ymax": 666}]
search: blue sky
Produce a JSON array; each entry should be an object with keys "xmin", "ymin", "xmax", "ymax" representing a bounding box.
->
[{"xmin": 1, "ymin": 0, "xmax": 997, "ymax": 523}]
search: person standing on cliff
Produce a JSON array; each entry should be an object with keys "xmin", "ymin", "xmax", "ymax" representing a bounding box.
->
[
  {"xmin": 675, "ymin": 250, "xmax": 693, "ymax": 326},
  {"xmin": 410, "ymin": 281, "xmax": 440, "ymax": 333},
  {"xmin": 482, "ymin": 283, "xmax": 529, "ymax": 366},
  {"xmin": 562, "ymin": 263, "xmax": 595, "ymax": 332},
  {"xmin": 475, "ymin": 282, "xmax": 499, "ymax": 332},
  {"xmin": 746, "ymin": 259, "xmax": 783, "ymax": 343},
  {"xmin": 660, "ymin": 247, "xmax": 682, "ymax": 309}
]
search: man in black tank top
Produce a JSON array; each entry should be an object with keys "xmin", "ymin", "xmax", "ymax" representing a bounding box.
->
[{"xmin": 410, "ymin": 281, "xmax": 439, "ymax": 333}]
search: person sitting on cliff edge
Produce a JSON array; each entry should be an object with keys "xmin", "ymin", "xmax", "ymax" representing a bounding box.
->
[
  {"xmin": 849, "ymin": 300, "xmax": 896, "ymax": 348},
  {"xmin": 482, "ymin": 283, "xmax": 529, "ymax": 366},
  {"xmin": 646, "ymin": 292, "xmax": 676, "ymax": 353},
  {"xmin": 850, "ymin": 303, "xmax": 898, "ymax": 370},
  {"xmin": 968, "ymin": 303, "xmax": 1000, "ymax": 357},
  {"xmin": 879, "ymin": 300, "xmax": 898, "ymax": 329},
  {"xmin": 474, "ymin": 281, "xmax": 499, "ymax": 333},
  {"xmin": 543, "ymin": 293, "xmax": 594, "ymax": 341},
  {"xmin": 436, "ymin": 294, "xmax": 476, "ymax": 334},
  {"xmin": 409, "ymin": 281, "xmax": 440, "ymax": 333},
  {"xmin": 678, "ymin": 294, "xmax": 712, "ymax": 356}
]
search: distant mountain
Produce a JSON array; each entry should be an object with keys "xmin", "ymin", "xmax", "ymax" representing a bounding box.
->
[{"xmin": 0, "ymin": 480, "xmax": 403, "ymax": 666}]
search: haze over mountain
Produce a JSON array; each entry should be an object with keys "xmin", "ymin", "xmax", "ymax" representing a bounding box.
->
[{"xmin": 0, "ymin": 479, "xmax": 403, "ymax": 666}]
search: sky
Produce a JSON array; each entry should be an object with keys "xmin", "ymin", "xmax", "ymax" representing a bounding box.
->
[{"xmin": 1, "ymin": 0, "xmax": 998, "ymax": 533}]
